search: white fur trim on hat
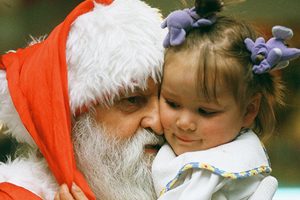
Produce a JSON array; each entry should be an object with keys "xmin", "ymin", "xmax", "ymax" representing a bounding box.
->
[
  {"xmin": 66, "ymin": 0, "xmax": 166, "ymax": 115},
  {"xmin": 0, "ymin": 0, "xmax": 166, "ymax": 145}
]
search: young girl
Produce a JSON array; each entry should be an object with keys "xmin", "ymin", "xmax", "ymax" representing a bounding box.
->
[{"xmin": 152, "ymin": 0, "xmax": 300, "ymax": 199}]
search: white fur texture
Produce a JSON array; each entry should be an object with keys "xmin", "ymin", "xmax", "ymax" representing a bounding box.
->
[
  {"xmin": 67, "ymin": 0, "xmax": 166, "ymax": 115},
  {"xmin": 0, "ymin": 0, "xmax": 166, "ymax": 147},
  {"xmin": 0, "ymin": 0, "xmax": 166, "ymax": 196},
  {"xmin": 0, "ymin": 70, "xmax": 36, "ymax": 146},
  {"xmin": 0, "ymin": 152, "xmax": 59, "ymax": 200}
]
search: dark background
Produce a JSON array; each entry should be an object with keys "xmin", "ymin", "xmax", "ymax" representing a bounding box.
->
[{"xmin": 0, "ymin": 0, "xmax": 300, "ymax": 189}]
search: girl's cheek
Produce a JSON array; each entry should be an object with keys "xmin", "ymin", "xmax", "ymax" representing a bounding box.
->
[
  {"xmin": 161, "ymin": 115, "xmax": 170, "ymax": 130},
  {"xmin": 161, "ymin": 113, "xmax": 174, "ymax": 132}
]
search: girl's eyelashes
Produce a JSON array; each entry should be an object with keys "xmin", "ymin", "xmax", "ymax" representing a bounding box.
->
[
  {"xmin": 198, "ymin": 108, "xmax": 217, "ymax": 115},
  {"xmin": 164, "ymin": 96, "xmax": 219, "ymax": 115},
  {"xmin": 166, "ymin": 100, "xmax": 180, "ymax": 108}
]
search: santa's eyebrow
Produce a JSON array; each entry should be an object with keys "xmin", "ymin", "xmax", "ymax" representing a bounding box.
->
[{"xmin": 118, "ymin": 87, "xmax": 144, "ymax": 97}]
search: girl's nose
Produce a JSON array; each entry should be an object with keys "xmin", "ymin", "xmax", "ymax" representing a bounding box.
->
[{"xmin": 176, "ymin": 111, "xmax": 197, "ymax": 131}]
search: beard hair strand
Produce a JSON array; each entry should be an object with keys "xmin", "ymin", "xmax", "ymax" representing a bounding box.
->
[{"xmin": 72, "ymin": 113, "xmax": 163, "ymax": 200}]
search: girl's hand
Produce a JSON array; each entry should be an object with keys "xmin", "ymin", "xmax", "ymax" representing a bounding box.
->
[{"xmin": 54, "ymin": 183, "xmax": 88, "ymax": 200}]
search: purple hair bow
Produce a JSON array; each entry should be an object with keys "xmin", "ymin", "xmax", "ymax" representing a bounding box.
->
[
  {"xmin": 161, "ymin": 7, "xmax": 217, "ymax": 48},
  {"xmin": 245, "ymin": 26, "xmax": 300, "ymax": 74}
]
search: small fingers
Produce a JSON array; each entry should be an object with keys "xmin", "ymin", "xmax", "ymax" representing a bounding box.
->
[
  {"xmin": 54, "ymin": 193, "xmax": 60, "ymax": 200},
  {"xmin": 54, "ymin": 183, "xmax": 75, "ymax": 200},
  {"xmin": 71, "ymin": 182, "xmax": 89, "ymax": 200}
]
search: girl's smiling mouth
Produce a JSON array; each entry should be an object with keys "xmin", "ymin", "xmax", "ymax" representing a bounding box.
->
[{"xmin": 176, "ymin": 136, "xmax": 197, "ymax": 143}]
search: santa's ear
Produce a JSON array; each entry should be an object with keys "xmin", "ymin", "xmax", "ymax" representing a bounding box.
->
[{"xmin": 243, "ymin": 93, "xmax": 262, "ymax": 127}]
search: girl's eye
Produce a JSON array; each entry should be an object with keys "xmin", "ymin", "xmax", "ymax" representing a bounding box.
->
[
  {"xmin": 166, "ymin": 100, "xmax": 179, "ymax": 108},
  {"xmin": 198, "ymin": 108, "xmax": 216, "ymax": 115}
]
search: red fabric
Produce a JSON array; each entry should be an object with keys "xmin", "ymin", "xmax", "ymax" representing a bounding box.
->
[
  {"xmin": 0, "ymin": 0, "xmax": 113, "ymax": 199},
  {"xmin": 0, "ymin": 182, "xmax": 42, "ymax": 200}
]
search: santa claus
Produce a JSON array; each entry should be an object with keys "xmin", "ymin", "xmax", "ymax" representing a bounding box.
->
[{"xmin": 0, "ymin": 0, "xmax": 166, "ymax": 199}]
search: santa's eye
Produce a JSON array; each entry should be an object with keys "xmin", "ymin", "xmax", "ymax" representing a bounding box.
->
[{"xmin": 125, "ymin": 97, "xmax": 137, "ymax": 104}]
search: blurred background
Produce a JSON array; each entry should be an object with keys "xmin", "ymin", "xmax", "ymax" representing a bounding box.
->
[{"xmin": 0, "ymin": 0, "xmax": 299, "ymax": 198}]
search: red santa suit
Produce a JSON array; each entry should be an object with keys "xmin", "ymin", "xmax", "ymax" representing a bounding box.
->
[
  {"xmin": 0, "ymin": 0, "xmax": 166, "ymax": 199},
  {"xmin": 0, "ymin": 183, "xmax": 42, "ymax": 200}
]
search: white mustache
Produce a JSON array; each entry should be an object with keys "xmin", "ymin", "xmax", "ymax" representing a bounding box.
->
[{"xmin": 140, "ymin": 129, "xmax": 165, "ymax": 148}]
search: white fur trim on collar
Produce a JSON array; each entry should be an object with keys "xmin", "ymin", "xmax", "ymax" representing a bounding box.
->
[{"xmin": 0, "ymin": 152, "xmax": 59, "ymax": 200}]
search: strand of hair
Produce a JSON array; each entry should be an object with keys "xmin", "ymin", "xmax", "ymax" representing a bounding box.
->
[
  {"xmin": 223, "ymin": 0, "xmax": 246, "ymax": 7},
  {"xmin": 180, "ymin": 0, "xmax": 190, "ymax": 8}
]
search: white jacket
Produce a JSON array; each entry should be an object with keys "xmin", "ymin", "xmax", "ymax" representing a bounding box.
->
[{"xmin": 152, "ymin": 129, "xmax": 274, "ymax": 200}]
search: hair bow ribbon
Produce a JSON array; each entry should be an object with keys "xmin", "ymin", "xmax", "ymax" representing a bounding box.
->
[
  {"xmin": 161, "ymin": 7, "xmax": 216, "ymax": 48},
  {"xmin": 245, "ymin": 26, "xmax": 300, "ymax": 74}
]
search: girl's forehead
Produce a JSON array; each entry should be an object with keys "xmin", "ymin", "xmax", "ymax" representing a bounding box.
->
[
  {"xmin": 164, "ymin": 46, "xmax": 240, "ymax": 98},
  {"xmin": 197, "ymin": 81, "xmax": 233, "ymax": 102},
  {"xmin": 163, "ymin": 66, "xmax": 233, "ymax": 101},
  {"xmin": 164, "ymin": 52, "xmax": 199, "ymax": 78},
  {"xmin": 165, "ymin": 49, "xmax": 198, "ymax": 65}
]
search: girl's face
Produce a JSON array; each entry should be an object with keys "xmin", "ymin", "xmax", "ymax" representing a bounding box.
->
[{"xmin": 160, "ymin": 51, "xmax": 249, "ymax": 156}]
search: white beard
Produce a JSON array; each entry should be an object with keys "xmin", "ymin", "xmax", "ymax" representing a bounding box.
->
[{"xmin": 72, "ymin": 113, "xmax": 164, "ymax": 200}]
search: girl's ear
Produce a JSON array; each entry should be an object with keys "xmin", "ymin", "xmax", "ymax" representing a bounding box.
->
[{"xmin": 243, "ymin": 93, "xmax": 262, "ymax": 127}]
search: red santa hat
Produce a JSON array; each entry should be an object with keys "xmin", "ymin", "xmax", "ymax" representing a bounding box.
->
[{"xmin": 0, "ymin": 0, "xmax": 165, "ymax": 199}]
